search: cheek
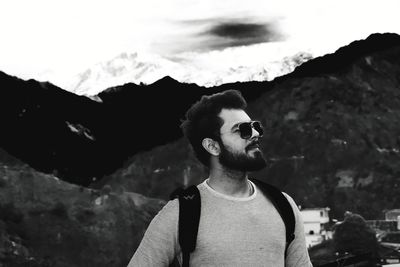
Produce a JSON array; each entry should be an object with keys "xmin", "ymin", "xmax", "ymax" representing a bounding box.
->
[
  {"xmin": 225, "ymin": 139, "xmax": 246, "ymax": 152},
  {"xmin": 220, "ymin": 134, "xmax": 247, "ymax": 150}
]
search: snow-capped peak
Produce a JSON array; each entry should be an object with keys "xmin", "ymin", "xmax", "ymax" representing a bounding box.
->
[{"xmin": 66, "ymin": 44, "xmax": 314, "ymax": 96}]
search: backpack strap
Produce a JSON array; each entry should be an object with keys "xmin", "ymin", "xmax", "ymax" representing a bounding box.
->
[
  {"xmin": 250, "ymin": 178, "xmax": 296, "ymax": 258},
  {"xmin": 177, "ymin": 185, "xmax": 201, "ymax": 267}
]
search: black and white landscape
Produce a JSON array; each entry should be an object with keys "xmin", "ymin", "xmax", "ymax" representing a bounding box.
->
[
  {"xmin": 1, "ymin": 33, "xmax": 400, "ymax": 266},
  {"xmin": 1, "ymin": 1, "xmax": 400, "ymax": 266}
]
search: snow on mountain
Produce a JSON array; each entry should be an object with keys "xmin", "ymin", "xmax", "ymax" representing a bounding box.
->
[
  {"xmin": 67, "ymin": 44, "xmax": 314, "ymax": 96},
  {"xmin": 67, "ymin": 52, "xmax": 182, "ymax": 96}
]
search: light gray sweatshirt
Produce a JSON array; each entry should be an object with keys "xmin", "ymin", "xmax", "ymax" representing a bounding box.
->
[{"xmin": 128, "ymin": 179, "xmax": 313, "ymax": 267}]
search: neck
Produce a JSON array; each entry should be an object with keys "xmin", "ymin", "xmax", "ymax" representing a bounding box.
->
[{"xmin": 207, "ymin": 165, "xmax": 252, "ymax": 197}]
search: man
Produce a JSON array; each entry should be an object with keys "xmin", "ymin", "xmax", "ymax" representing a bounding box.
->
[{"xmin": 128, "ymin": 89, "xmax": 312, "ymax": 266}]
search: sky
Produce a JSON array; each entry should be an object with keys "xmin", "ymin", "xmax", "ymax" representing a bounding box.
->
[{"xmin": 1, "ymin": 0, "xmax": 400, "ymax": 90}]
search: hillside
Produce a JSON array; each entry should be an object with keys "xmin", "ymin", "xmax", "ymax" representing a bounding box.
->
[{"xmin": 0, "ymin": 159, "xmax": 164, "ymax": 266}]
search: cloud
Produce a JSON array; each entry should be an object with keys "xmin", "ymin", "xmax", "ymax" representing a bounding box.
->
[
  {"xmin": 151, "ymin": 18, "xmax": 282, "ymax": 54},
  {"xmin": 210, "ymin": 22, "xmax": 274, "ymax": 40},
  {"xmin": 197, "ymin": 20, "xmax": 284, "ymax": 51}
]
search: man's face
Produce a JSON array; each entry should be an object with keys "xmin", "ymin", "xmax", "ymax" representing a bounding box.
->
[{"xmin": 217, "ymin": 109, "xmax": 266, "ymax": 172}]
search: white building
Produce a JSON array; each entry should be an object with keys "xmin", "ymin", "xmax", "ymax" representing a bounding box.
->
[
  {"xmin": 300, "ymin": 207, "xmax": 331, "ymax": 248},
  {"xmin": 385, "ymin": 209, "xmax": 400, "ymax": 221}
]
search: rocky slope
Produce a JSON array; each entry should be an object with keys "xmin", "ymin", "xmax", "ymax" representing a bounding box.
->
[{"xmin": 0, "ymin": 156, "xmax": 164, "ymax": 267}]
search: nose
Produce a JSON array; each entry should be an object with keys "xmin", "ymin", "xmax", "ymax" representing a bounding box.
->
[{"xmin": 250, "ymin": 126, "xmax": 260, "ymax": 139}]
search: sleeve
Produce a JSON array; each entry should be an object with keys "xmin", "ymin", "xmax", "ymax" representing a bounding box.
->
[
  {"xmin": 283, "ymin": 193, "xmax": 313, "ymax": 267},
  {"xmin": 127, "ymin": 199, "xmax": 180, "ymax": 267}
]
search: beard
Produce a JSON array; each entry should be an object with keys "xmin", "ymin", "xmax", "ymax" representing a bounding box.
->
[{"xmin": 218, "ymin": 140, "xmax": 267, "ymax": 172}]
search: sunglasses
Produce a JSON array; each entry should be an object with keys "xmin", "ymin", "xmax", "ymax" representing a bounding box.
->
[{"xmin": 235, "ymin": 121, "xmax": 264, "ymax": 139}]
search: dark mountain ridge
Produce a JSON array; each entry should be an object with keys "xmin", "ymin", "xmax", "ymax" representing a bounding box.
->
[
  {"xmin": 0, "ymin": 72, "xmax": 109, "ymax": 184},
  {"xmin": 287, "ymin": 32, "xmax": 400, "ymax": 78},
  {"xmin": 0, "ymin": 33, "xmax": 399, "ymax": 189}
]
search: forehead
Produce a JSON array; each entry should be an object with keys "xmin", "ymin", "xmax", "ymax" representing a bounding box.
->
[{"xmin": 218, "ymin": 109, "xmax": 251, "ymax": 131}]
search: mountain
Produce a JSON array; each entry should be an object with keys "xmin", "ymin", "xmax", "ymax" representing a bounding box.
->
[
  {"xmin": 68, "ymin": 52, "xmax": 182, "ymax": 96},
  {"xmin": 67, "ymin": 50, "xmax": 313, "ymax": 96},
  {"xmin": 0, "ymin": 67, "xmax": 277, "ymax": 186},
  {"xmin": 99, "ymin": 32, "xmax": 400, "ymax": 221},
  {"xmin": 0, "ymin": 72, "xmax": 113, "ymax": 185},
  {"xmin": 0, "ymin": 32, "xmax": 400, "ymax": 219}
]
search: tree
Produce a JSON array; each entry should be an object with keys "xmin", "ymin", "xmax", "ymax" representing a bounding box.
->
[{"xmin": 333, "ymin": 212, "xmax": 379, "ymax": 264}]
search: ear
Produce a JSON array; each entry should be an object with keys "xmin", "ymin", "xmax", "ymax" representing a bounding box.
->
[{"xmin": 202, "ymin": 138, "xmax": 220, "ymax": 156}]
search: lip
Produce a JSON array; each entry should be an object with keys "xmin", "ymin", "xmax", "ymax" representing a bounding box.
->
[{"xmin": 247, "ymin": 143, "xmax": 260, "ymax": 151}]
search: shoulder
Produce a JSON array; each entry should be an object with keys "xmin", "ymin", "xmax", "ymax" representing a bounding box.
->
[
  {"xmin": 251, "ymin": 180, "xmax": 297, "ymax": 209},
  {"xmin": 148, "ymin": 198, "xmax": 179, "ymax": 229},
  {"xmin": 281, "ymin": 192, "xmax": 298, "ymax": 208},
  {"xmin": 158, "ymin": 183, "xmax": 202, "ymax": 221},
  {"xmin": 281, "ymin": 192, "xmax": 303, "ymax": 217},
  {"xmin": 157, "ymin": 198, "xmax": 179, "ymax": 218}
]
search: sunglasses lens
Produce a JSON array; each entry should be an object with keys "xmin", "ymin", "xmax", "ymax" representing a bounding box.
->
[{"xmin": 239, "ymin": 123, "xmax": 252, "ymax": 139}]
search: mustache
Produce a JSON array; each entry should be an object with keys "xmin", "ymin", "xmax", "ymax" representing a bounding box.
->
[{"xmin": 246, "ymin": 140, "xmax": 261, "ymax": 150}]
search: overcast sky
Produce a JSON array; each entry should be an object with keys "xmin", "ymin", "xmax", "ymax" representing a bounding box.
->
[{"xmin": 1, "ymin": 0, "xmax": 400, "ymax": 87}]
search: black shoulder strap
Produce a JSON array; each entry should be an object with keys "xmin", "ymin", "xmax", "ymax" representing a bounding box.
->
[
  {"xmin": 177, "ymin": 185, "xmax": 201, "ymax": 267},
  {"xmin": 250, "ymin": 178, "xmax": 296, "ymax": 257}
]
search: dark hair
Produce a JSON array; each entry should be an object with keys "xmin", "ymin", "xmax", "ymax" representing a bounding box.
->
[{"xmin": 180, "ymin": 89, "xmax": 247, "ymax": 166}]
